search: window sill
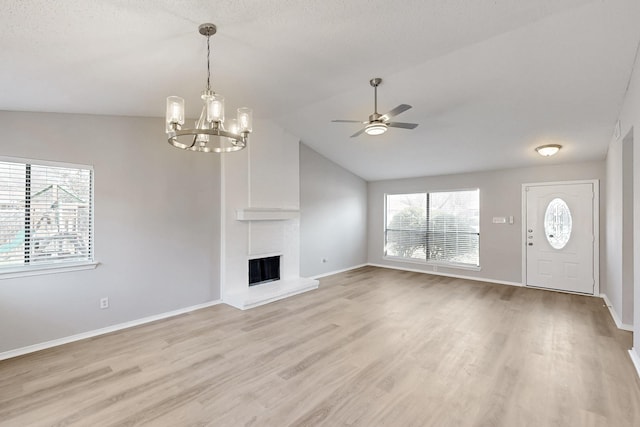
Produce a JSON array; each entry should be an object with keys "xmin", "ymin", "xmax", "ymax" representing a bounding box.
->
[
  {"xmin": 0, "ymin": 261, "xmax": 99, "ymax": 280},
  {"xmin": 382, "ymin": 256, "xmax": 481, "ymax": 272}
]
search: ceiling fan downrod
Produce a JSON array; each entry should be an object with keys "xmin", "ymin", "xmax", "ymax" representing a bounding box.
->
[{"xmin": 370, "ymin": 78, "xmax": 382, "ymax": 117}]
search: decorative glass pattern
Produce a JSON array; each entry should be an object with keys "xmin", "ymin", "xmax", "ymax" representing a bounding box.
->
[{"xmin": 544, "ymin": 198, "xmax": 572, "ymax": 249}]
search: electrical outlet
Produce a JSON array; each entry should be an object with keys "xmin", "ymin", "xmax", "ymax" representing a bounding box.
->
[{"xmin": 100, "ymin": 297, "xmax": 109, "ymax": 309}]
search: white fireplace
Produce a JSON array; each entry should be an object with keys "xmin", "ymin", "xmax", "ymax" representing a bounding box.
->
[{"xmin": 220, "ymin": 121, "xmax": 318, "ymax": 310}]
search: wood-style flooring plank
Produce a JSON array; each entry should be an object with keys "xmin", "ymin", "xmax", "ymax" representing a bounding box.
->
[{"xmin": 1, "ymin": 266, "xmax": 639, "ymax": 426}]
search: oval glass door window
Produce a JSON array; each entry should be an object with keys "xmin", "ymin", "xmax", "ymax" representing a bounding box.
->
[{"xmin": 544, "ymin": 198, "xmax": 572, "ymax": 249}]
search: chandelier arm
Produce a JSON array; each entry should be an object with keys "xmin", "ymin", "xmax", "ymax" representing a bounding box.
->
[
  {"xmin": 172, "ymin": 128, "xmax": 247, "ymax": 140},
  {"xmin": 188, "ymin": 134, "xmax": 198, "ymax": 149}
]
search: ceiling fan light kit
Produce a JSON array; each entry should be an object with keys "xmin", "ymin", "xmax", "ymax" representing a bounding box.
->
[
  {"xmin": 332, "ymin": 78, "xmax": 419, "ymax": 137},
  {"xmin": 165, "ymin": 23, "xmax": 253, "ymax": 153},
  {"xmin": 365, "ymin": 122, "xmax": 388, "ymax": 136}
]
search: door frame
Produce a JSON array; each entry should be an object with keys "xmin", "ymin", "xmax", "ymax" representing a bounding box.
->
[{"xmin": 521, "ymin": 179, "xmax": 600, "ymax": 295}]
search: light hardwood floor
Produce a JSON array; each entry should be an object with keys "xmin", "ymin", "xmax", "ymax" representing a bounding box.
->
[{"xmin": 1, "ymin": 266, "xmax": 639, "ymax": 426}]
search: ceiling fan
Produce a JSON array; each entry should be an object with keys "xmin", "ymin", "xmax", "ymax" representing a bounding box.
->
[{"xmin": 332, "ymin": 78, "xmax": 419, "ymax": 137}]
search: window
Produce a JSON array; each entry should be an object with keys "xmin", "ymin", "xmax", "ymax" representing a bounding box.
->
[
  {"xmin": 544, "ymin": 198, "xmax": 572, "ymax": 250},
  {"xmin": 0, "ymin": 158, "xmax": 93, "ymax": 271},
  {"xmin": 385, "ymin": 189, "xmax": 479, "ymax": 267}
]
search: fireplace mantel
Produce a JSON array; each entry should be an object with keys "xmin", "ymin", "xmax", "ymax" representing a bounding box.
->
[{"xmin": 236, "ymin": 208, "xmax": 300, "ymax": 221}]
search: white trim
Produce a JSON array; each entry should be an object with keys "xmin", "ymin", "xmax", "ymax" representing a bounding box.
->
[
  {"xmin": 220, "ymin": 154, "xmax": 227, "ymax": 301},
  {"xmin": 521, "ymin": 179, "xmax": 600, "ymax": 295},
  {"xmin": 629, "ymin": 348, "xmax": 640, "ymax": 380},
  {"xmin": 600, "ymin": 293, "xmax": 634, "ymax": 331},
  {"xmin": 521, "ymin": 179, "xmax": 600, "ymax": 187},
  {"xmin": 0, "ymin": 299, "xmax": 222, "ymax": 361},
  {"xmin": 248, "ymin": 252, "xmax": 283, "ymax": 260},
  {"xmin": 367, "ymin": 263, "xmax": 523, "ymax": 288},
  {"xmin": 0, "ymin": 155, "xmax": 93, "ymax": 171},
  {"xmin": 593, "ymin": 180, "xmax": 600, "ymax": 296},
  {"xmin": 521, "ymin": 186, "xmax": 527, "ymax": 285},
  {"xmin": 311, "ymin": 263, "xmax": 368, "ymax": 279},
  {"xmin": 0, "ymin": 261, "xmax": 99, "ymax": 280}
]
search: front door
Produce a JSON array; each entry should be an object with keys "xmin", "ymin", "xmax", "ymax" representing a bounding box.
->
[{"xmin": 524, "ymin": 182, "xmax": 596, "ymax": 294}]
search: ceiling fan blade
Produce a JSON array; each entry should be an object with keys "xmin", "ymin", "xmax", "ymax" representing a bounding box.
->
[
  {"xmin": 350, "ymin": 128, "xmax": 366, "ymax": 138},
  {"xmin": 381, "ymin": 104, "xmax": 412, "ymax": 121},
  {"xmin": 332, "ymin": 119, "xmax": 363, "ymax": 123},
  {"xmin": 387, "ymin": 122, "xmax": 419, "ymax": 129}
]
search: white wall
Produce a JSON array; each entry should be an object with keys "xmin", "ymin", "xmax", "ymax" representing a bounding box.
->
[
  {"xmin": 368, "ymin": 162, "xmax": 605, "ymax": 285},
  {"xmin": 0, "ymin": 111, "xmax": 221, "ymax": 353},
  {"xmin": 607, "ymin": 43, "xmax": 640, "ymax": 358},
  {"xmin": 299, "ymin": 143, "xmax": 368, "ymax": 277}
]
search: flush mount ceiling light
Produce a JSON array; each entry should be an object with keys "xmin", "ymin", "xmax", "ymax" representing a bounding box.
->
[
  {"xmin": 535, "ymin": 144, "xmax": 562, "ymax": 157},
  {"xmin": 165, "ymin": 23, "xmax": 252, "ymax": 153}
]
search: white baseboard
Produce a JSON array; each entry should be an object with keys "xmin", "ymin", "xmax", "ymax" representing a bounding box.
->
[
  {"xmin": 629, "ymin": 348, "xmax": 640, "ymax": 380},
  {"xmin": 367, "ymin": 263, "xmax": 524, "ymax": 288},
  {"xmin": 600, "ymin": 294, "xmax": 633, "ymax": 331},
  {"xmin": 311, "ymin": 264, "xmax": 368, "ymax": 280},
  {"xmin": 0, "ymin": 299, "xmax": 222, "ymax": 361}
]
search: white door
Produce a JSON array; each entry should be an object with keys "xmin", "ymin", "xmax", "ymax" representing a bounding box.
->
[{"xmin": 524, "ymin": 182, "xmax": 595, "ymax": 294}]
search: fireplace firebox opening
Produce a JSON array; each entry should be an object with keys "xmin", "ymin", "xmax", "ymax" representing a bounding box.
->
[{"xmin": 249, "ymin": 256, "xmax": 281, "ymax": 286}]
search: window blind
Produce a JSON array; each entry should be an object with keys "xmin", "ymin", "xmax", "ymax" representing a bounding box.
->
[
  {"xmin": 0, "ymin": 159, "xmax": 93, "ymax": 269},
  {"xmin": 427, "ymin": 190, "xmax": 479, "ymax": 266},
  {"xmin": 385, "ymin": 193, "xmax": 427, "ymax": 260},
  {"xmin": 385, "ymin": 189, "xmax": 479, "ymax": 267}
]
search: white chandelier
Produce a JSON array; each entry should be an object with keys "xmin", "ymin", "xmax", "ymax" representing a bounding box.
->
[{"xmin": 165, "ymin": 23, "xmax": 252, "ymax": 153}]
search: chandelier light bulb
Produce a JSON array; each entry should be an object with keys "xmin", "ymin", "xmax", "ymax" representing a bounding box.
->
[
  {"xmin": 206, "ymin": 94, "xmax": 224, "ymax": 123},
  {"xmin": 238, "ymin": 108, "xmax": 253, "ymax": 132},
  {"xmin": 166, "ymin": 96, "xmax": 185, "ymax": 132},
  {"xmin": 227, "ymin": 119, "xmax": 239, "ymax": 134}
]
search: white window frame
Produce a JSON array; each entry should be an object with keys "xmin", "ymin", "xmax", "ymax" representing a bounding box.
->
[
  {"xmin": 383, "ymin": 188, "xmax": 481, "ymax": 270},
  {"xmin": 0, "ymin": 156, "xmax": 98, "ymax": 279}
]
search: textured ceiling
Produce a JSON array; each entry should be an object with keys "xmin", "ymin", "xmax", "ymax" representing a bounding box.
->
[{"xmin": 1, "ymin": 0, "xmax": 639, "ymax": 180}]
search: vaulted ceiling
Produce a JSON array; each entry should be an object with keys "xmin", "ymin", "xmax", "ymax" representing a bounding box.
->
[{"xmin": 2, "ymin": 0, "xmax": 639, "ymax": 180}]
